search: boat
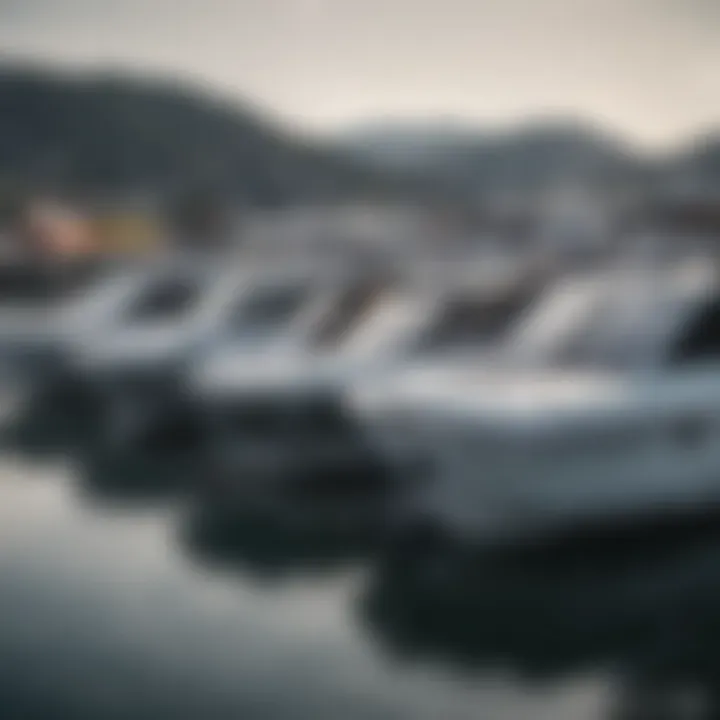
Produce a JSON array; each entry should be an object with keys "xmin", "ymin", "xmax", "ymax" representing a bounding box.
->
[
  {"xmin": 349, "ymin": 258, "xmax": 720, "ymax": 545},
  {"xmin": 5, "ymin": 259, "xmax": 238, "ymax": 443},
  {"xmin": 361, "ymin": 514, "xmax": 720, "ymax": 717},
  {"xmin": 191, "ymin": 258, "xmax": 544, "ymax": 528},
  {"xmin": 0, "ymin": 258, "xmax": 123, "ymax": 391},
  {"xmin": 71, "ymin": 257, "xmax": 337, "ymax": 450}
]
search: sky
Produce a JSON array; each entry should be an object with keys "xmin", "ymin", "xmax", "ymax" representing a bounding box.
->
[{"xmin": 0, "ymin": 0, "xmax": 717, "ymax": 147}]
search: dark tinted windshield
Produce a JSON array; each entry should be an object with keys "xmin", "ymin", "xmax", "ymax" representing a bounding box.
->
[
  {"xmin": 417, "ymin": 286, "xmax": 538, "ymax": 351},
  {"xmin": 507, "ymin": 272, "xmax": 699, "ymax": 369},
  {"xmin": 231, "ymin": 283, "xmax": 310, "ymax": 332},
  {"xmin": 126, "ymin": 276, "xmax": 203, "ymax": 322}
]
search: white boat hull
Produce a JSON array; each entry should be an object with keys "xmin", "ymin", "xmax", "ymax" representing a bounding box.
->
[{"xmin": 355, "ymin": 369, "xmax": 720, "ymax": 544}]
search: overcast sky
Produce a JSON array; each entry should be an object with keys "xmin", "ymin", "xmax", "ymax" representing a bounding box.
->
[{"xmin": 0, "ymin": 0, "xmax": 717, "ymax": 147}]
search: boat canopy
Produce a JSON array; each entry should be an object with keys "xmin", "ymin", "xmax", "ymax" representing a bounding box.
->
[{"xmin": 504, "ymin": 260, "xmax": 720, "ymax": 370}]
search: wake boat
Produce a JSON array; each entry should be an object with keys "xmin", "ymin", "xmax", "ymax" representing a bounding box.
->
[
  {"xmin": 6, "ymin": 259, "xmax": 239, "ymax": 447},
  {"xmin": 30, "ymin": 261, "xmax": 186, "ymax": 393},
  {"xmin": 72, "ymin": 258, "xmax": 338, "ymax": 450},
  {"xmin": 0, "ymin": 258, "xmax": 169, "ymax": 430},
  {"xmin": 349, "ymin": 258, "xmax": 720, "ymax": 545},
  {"xmin": 192, "ymin": 259, "xmax": 543, "ymax": 529}
]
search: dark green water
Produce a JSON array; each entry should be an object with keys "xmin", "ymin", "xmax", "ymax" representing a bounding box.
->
[
  {"xmin": 4, "ymin": 446, "xmax": 720, "ymax": 719},
  {"xmin": 0, "ymin": 453, "xmax": 610, "ymax": 720}
]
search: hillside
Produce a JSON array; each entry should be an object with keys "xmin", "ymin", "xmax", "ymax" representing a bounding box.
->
[
  {"xmin": 0, "ymin": 65, "xmax": 716, "ymax": 214},
  {"xmin": 0, "ymin": 65, "xmax": 407, "ymax": 207},
  {"xmin": 659, "ymin": 134, "xmax": 720, "ymax": 197},
  {"xmin": 338, "ymin": 120, "xmax": 719, "ymax": 202}
]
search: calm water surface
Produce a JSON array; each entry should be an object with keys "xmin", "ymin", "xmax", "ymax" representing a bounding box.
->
[
  {"xmin": 3, "ymin": 432, "xmax": 720, "ymax": 719},
  {"xmin": 0, "ymin": 449, "xmax": 611, "ymax": 720}
]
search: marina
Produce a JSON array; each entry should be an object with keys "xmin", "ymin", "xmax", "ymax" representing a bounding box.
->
[
  {"xmin": 0, "ymin": 243, "xmax": 718, "ymax": 720},
  {"xmin": 0, "ymin": 5, "xmax": 717, "ymax": 714}
]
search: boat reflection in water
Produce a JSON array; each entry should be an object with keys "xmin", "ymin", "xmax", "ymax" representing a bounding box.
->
[
  {"xmin": 8, "ymin": 255, "xmax": 720, "ymax": 720},
  {"xmin": 179, "ymin": 486, "xmax": 385, "ymax": 581},
  {"xmin": 360, "ymin": 520, "xmax": 720, "ymax": 719},
  {"xmin": 6, "ymin": 416, "xmax": 720, "ymax": 719}
]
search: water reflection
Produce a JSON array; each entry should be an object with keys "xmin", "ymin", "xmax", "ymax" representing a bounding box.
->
[
  {"xmin": 0, "ymin": 380, "xmax": 102, "ymax": 457},
  {"xmin": 2, "ymin": 390, "xmax": 204, "ymax": 503},
  {"xmin": 75, "ymin": 412, "xmax": 205, "ymax": 503},
  {"xmin": 0, "ymin": 458, "xmax": 600, "ymax": 720},
  {"xmin": 9, "ymin": 396, "xmax": 720, "ymax": 717},
  {"xmin": 360, "ymin": 520, "xmax": 720, "ymax": 718},
  {"xmin": 180, "ymin": 502, "xmax": 382, "ymax": 581},
  {"xmin": 73, "ymin": 449, "xmax": 193, "ymax": 506}
]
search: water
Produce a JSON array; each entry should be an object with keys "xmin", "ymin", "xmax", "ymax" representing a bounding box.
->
[{"xmin": 3, "ymin": 417, "xmax": 720, "ymax": 719}]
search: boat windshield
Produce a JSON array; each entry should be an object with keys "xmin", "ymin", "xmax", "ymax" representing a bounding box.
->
[
  {"xmin": 230, "ymin": 282, "xmax": 311, "ymax": 336},
  {"xmin": 414, "ymin": 285, "xmax": 539, "ymax": 354},
  {"xmin": 307, "ymin": 279, "xmax": 540, "ymax": 359},
  {"xmin": 124, "ymin": 275, "xmax": 204, "ymax": 323},
  {"xmin": 505, "ymin": 265, "xmax": 716, "ymax": 370}
]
